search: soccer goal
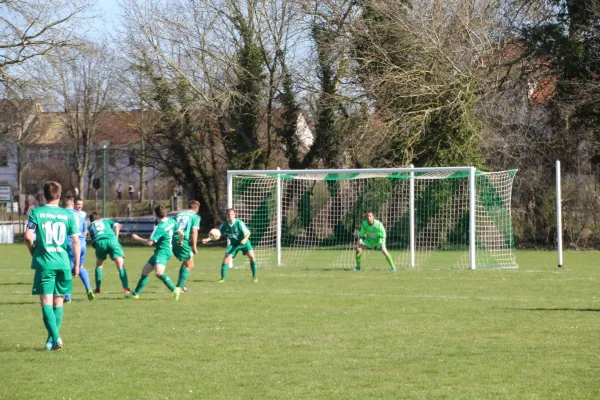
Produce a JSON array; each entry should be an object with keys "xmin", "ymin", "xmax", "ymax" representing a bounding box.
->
[{"xmin": 227, "ymin": 167, "xmax": 518, "ymax": 270}]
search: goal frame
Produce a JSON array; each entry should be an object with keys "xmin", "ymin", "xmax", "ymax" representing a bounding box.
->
[{"xmin": 227, "ymin": 166, "xmax": 479, "ymax": 269}]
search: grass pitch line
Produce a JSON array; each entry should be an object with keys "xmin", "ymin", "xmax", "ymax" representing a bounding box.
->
[{"xmin": 191, "ymin": 287, "xmax": 599, "ymax": 304}]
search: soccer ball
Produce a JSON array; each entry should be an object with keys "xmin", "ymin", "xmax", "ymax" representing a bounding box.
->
[{"xmin": 208, "ymin": 228, "xmax": 221, "ymax": 241}]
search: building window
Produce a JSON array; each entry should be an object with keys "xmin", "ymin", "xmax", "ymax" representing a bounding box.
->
[
  {"xmin": 0, "ymin": 150, "xmax": 7, "ymax": 167},
  {"xmin": 109, "ymin": 151, "xmax": 117, "ymax": 167},
  {"xmin": 68, "ymin": 152, "xmax": 77, "ymax": 167},
  {"xmin": 129, "ymin": 150, "xmax": 137, "ymax": 166}
]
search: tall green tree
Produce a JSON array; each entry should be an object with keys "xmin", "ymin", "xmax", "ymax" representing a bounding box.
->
[
  {"xmin": 352, "ymin": 0, "xmax": 484, "ymax": 168},
  {"xmin": 226, "ymin": 5, "xmax": 266, "ymax": 170},
  {"xmin": 301, "ymin": 0, "xmax": 360, "ymax": 168}
]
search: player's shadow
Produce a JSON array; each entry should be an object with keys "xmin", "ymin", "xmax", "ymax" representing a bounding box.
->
[
  {"xmin": 518, "ymin": 307, "xmax": 600, "ymax": 312},
  {"xmin": 0, "ymin": 301, "xmax": 38, "ymax": 306},
  {"xmin": 0, "ymin": 347, "xmax": 42, "ymax": 353},
  {"xmin": 0, "ymin": 282, "xmax": 29, "ymax": 286},
  {"xmin": 98, "ymin": 297, "xmax": 159, "ymax": 301}
]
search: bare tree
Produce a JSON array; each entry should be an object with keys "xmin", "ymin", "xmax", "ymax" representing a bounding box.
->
[
  {"xmin": 117, "ymin": 0, "xmax": 307, "ymax": 221},
  {"xmin": 0, "ymin": 97, "xmax": 43, "ymax": 211},
  {"xmin": 0, "ymin": 0, "xmax": 95, "ymax": 83},
  {"xmin": 36, "ymin": 44, "xmax": 118, "ymax": 198}
]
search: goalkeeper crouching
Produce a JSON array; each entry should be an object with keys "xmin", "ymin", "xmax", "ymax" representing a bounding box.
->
[{"xmin": 355, "ymin": 212, "xmax": 396, "ymax": 272}]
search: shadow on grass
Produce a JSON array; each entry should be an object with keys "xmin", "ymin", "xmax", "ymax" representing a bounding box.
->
[
  {"xmin": 66, "ymin": 297, "xmax": 160, "ymax": 302},
  {"xmin": 0, "ymin": 301, "xmax": 37, "ymax": 306},
  {"xmin": 99, "ymin": 297, "xmax": 159, "ymax": 301},
  {"xmin": 0, "ymin": 282, "xmax": 29, "ymax": 286},
  {"xmin": 518, "ymin": 308, "xmax": 600, "ymax": 312},
  {"xmin": 0, "ymin": 347, "xmax": 47, "ymax": 353}
]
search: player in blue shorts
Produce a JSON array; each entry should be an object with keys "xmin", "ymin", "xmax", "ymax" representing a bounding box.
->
[{"xmin": 64, "ymin": 196, "xmax": 94, "ymax": 302}]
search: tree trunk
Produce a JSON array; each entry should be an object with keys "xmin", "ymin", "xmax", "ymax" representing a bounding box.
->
[
  {"xmin": 139, "ymin": 163, "xmax": 146, "ymax": 202},
  {"xmin": 16, "ymin": 141, "xmax": 23, "ymax": 214}
]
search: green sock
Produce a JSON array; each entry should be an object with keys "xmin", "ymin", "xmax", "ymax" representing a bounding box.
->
[
  {"xmin": 133, "ymin": 274, "xmax": 149, "ymax": 295},
  {"xmin": 119, "ymin": 268, "xmax": 129, "ymax": 289},
  {"xmin": 385, "ymin": 253, "xmax": 396, "ymax": 270},
  {"xmin": 159, "ymin": 274, "xmax": 176, "ymax": 291},
  {"xmin": 41, "ymin": 305, "xmax": 59, "ymax": 342},
  {"xmin": 250, "ymin": 260, "xmax": 257, "ymax": 278},
  {"xmin": 95, "ymin": 267, "xmax": 103, "ymax": 290},
  {"xmin": 221, "ymin": 264, "xmax": 228, "ymax": 280},
  {"xmin": 42, "ymin": 308, "xmax": 53, "ymax": 341},
  {"xmin": 53, "ymin": 306, "xmax": 63, "ymax": 332},
  {"xmin": 356, "ymin": 252, "xmax": 362, "ymax": 267},
  {"xmin": 177, "ymin": 266, "xmax": 190, "ymax": 287}
]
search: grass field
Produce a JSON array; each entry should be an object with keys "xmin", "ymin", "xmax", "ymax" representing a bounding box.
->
[{"xmin": 1, "ymin": 245, "xmax": 599, "ymax": 399}]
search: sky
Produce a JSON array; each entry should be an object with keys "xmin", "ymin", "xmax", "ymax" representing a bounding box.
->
[
  {"xmin": 97, "ymin": 0, "xmax": 120, "ymax": 19},
  {"xmin": 89, "ymin": 0, "xmax": 120, "ymax": 38}
]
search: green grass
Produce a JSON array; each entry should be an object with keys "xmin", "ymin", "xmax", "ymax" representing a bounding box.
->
[{"xmin": 1, "ymin": 246, "xmax": 599, "ymax": 399}]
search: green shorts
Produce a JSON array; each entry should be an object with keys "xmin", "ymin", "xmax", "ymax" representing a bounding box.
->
[
  {"xmin": 32, "ymin": 268, "xmax": 72, "ymax": 296},
  {"xmin": 173, "ymin": 240, "xmax": 193, "ymax": 262},
  {"xmin": 148, "ymin": 250, "xmax": 173, "ymax": 267},
  {"xmin": 362, "ymin": 238, "xmax": 386, "ymax": 251},
  {"xmin": 94, "ymin": 238, "xmax": 125, "ymax": 261},
  {"xmin": 226, "ymin": 241, "xmax": 253, "ymax": 258}
]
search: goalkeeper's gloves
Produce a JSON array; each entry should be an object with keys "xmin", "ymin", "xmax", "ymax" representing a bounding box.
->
[{"xmin": 358, "ymin": 237, "xmax": 365, "ymax": 245}]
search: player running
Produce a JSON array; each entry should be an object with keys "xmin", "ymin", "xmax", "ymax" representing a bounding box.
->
[
  {"xmin": 88, "ymin": 211, "xmax": 131, "ymax": 295},
  {"xmin": 64, "ymin": 196, "xmax": 94, "ymax": 302},
  {"xmin": 173, "ymin": 200, "xmax": 201, "ymax": 292},
  {"xmin": 128, "ymin": 205, "xmax": 184, "ymax": 300},
  {"xmin": 354, "ymin": 212, "xmax": 397, "ymax": 272},
  {"xmin": 24, "ymin": 181, "xmax": 80, "ymax": 350},
  {"xmin": 202, "ymin": 208, "xmax": 257, "ymax": 282}
]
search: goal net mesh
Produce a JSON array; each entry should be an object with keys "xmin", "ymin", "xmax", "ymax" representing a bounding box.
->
[{"xmin": 229, "ymin": 170, "xmax": 517, "ymax": 270}]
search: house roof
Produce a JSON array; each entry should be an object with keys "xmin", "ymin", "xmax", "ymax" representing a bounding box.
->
[
  {"xmin": 2, "ymin": 100, "xmax": 315, "ymax": 162},
  {"xmin": 15, "ymin": 109, "xmax": 154, "ymax": 147},
  {"xmin": 95, "ymin": 111, "xmax": 154, "ymax": 144},
  {"xmin": 0, "ymin": 99, "xmax": 43, "ymax": 137}
]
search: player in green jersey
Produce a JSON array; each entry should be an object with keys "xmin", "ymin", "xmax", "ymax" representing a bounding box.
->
[
  {"xmin": 24, "ymin": 181, "xmax": 80, "ymax": 350},
  {"xmin": 88, "ymin": 211, "xmax": 131, "ymax": 295},
  {"xmin": 128, "ymin": 205, "xmax": 184, "ymax": 300},
  {"xmin": 173, "ymin": 200, "xmax": 201, "ymax": 292},
  {"xmin": 202, "ymin": 208, "xmax": 257, "ymax": 282},
  {"xmin": 355, "ymin": 212, "xmax": 396, "ymax": 272}
]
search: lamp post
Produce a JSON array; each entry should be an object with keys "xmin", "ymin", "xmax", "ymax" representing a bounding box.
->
[{"xmin": 100, "ymin": 140, "xmax": 109, "ymax": 218}]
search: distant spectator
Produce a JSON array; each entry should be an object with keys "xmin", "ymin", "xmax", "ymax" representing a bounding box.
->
[
  {"xmin": 128, "ymin": 184, "xmax": 134, "ymax": 200},
  {"xmin": 74, "ymin": 187, "xmax": 79, "ymax": 197},
  {"xmin": 117, "ymin": 184, "xmax": 123, "ymax": 200}
]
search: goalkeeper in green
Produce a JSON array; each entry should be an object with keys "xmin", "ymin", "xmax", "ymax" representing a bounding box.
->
[{"xmin": 355, "ymin": 212, "xmax": 396, "ymax": 272}]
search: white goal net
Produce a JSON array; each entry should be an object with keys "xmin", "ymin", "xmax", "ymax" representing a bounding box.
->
[{"xmin": 227, "ymin": 167, "xmax": 518, "ymax": 270}]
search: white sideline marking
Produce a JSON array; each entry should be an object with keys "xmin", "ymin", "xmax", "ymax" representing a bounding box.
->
[
  {"xmin": 196, "ymin": 288, "xmax": 600, "ymax": 303},
  {"xmin": 9, "ymin": 287, "xmax": 599, "ymax": 304},
  {"xmin": 266, "ymin": 273, "xmax": 598, "ymax": 282}
]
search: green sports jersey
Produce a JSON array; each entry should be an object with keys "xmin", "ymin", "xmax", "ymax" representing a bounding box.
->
[
  {"xmin": 27, "ymin": 205, "xmax": 79, "ymax": 270},
  {"xmin": 219, "ymin": 219, "xmax": 249, "ymax": 246},
  {"xmin": 88, "ymin": 219, "xmax": 118, "ymax": 243},
  {"xmin": 359, "ymin": 219, "xmax": 386, "ymax": 241},
  {"xmin": 151, "ymin": 217, "xmax": 178, "ymax": 253},
  {"xmin": 174, "ymin": 210, "xmax": 201, "ymax": 241}
]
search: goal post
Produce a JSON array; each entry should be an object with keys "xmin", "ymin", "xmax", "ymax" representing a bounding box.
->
[{"xmin": 227, "ymin": 167, "xmax": 518, "ymax": 270}]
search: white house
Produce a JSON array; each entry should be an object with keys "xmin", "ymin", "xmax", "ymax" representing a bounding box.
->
[{"xmin": 0, "ymin": 100, "xmax": 169, "ymax": 211}]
